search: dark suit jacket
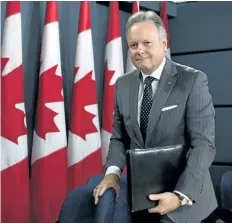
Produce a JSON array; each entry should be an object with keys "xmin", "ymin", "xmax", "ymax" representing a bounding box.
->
[{"xmin": 105, "ymin": 58, "xmax": 218, "ymax": 223}]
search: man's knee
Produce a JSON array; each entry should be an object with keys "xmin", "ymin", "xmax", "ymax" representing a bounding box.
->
[
  {"xmin": 60, "ymin": 183, "xmax": 116, "ymax": 214},
  {"xmin": 59, "ymin": 185, "xmax": 97, "ymax": 223},
  {"xmin": 99, "ymin": 188, "xmax": 116, "ymax": 203},
  {"xmin": 94, "ymin": 188, "xmax": 116, "ymax": 223},
  {"xmin": 61, "ymin": 185, "xmax": 93, "ymax": 210}
]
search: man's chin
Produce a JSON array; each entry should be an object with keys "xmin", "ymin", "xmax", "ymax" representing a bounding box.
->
[{"xmin": 136, "ymin": 65, "xmax": 153, "ymax": 74}]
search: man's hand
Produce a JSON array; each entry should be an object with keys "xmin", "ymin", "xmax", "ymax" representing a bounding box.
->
[
  {"xmin": 93, "ymin": 173, "xmax": 120, "ymax": 205},
  {"xmin": 148, "ymin": 192, "xmax": 181, "ymax": 215}
]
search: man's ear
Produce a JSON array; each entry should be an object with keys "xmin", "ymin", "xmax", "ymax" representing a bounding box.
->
[{"xmin": 162, "ymin": 37, "xmax": 168, "ymax": 50}]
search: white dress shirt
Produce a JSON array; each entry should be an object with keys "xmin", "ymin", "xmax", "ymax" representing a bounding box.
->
[{"xmin": 105, "ymin": 57, "xmax": 191, "ymax": 203}]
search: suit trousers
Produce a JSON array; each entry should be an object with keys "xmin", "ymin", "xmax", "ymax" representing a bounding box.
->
[{"xmin": 58, "ymin": 174, "xmax": 178, "ymax": 223}]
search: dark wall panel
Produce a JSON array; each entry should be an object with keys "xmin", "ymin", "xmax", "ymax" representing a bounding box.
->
[
  {"xmin": 169, "ymin": 2, "xmax": 232, "ymax": 53},
  {"xmin": 215, "ymin": 108, "xmax": 232, "ymax": 163},
  {"xmin": 172, "ymin": 51, "xmax": 232, "ymax": 105}
]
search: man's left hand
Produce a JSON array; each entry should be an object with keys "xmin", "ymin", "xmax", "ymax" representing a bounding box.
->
[{"xmin": 148, "ymin": 192, "xmax": 181, "ymax": 215}]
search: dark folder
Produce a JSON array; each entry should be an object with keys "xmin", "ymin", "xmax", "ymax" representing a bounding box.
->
[{"xmin": 126, "ymin": 144, "xmax": 186, "ymax": 212}]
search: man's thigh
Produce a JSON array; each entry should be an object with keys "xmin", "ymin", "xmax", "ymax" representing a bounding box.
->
[
  {"xmin": 58, "ymin": 184, "xmax": 96, "ymax": 222},
  {"xmin": 114, "ymin": 175, "xmax": 170, "ymax": 223},
  {"xmin": 113, "ymin": 174, "xmax": 131, "ymax": 222},
  {"xmin": 114, "ymin": 175, "xmax": 167, "ymax": 223},
  {"xmin": 87, "ymin": 174, "xmax": 104, "ymax": 186}
]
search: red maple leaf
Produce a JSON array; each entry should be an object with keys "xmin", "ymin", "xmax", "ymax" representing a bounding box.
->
[
  {"xmin": 101, "ymin": 61, "xmax": 116, "ymax": 133},
  {"xmin": 1, "ymin": 57, "xmax": 27, "ymax": 144},
  {"xmin": 35, "ymin": 64, "xmax": 63, "ymax": 140},
  {"xmin": 70, "ymin": 67, "xmax": 98, "ymax": 140}
]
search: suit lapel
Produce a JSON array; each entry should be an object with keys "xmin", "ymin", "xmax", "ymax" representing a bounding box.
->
[
  {"xmin": 145, "ymin": 59, "xmax": 178, "ymax": 146},
  {"xmin": 129, "ymin": 70, "xmax": 144, "ymax": 147}
]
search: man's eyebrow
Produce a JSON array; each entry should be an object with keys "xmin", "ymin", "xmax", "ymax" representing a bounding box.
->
[{"xmin": 128, "ymin": 41, "xmax": 138, "ymax": 45}]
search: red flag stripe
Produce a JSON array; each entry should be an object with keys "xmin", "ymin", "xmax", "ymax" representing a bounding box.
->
[
  {"xmin": 31, "ymin": 148, "xmax": 67, "ymax": 223},
  {"xmin": 31, "ymin": 1, "xmax": 67, "ymax": 222},
  {"xmin": 45, "ymin": 1, "xmax": 58, "ymax": 24},
  {"xmin": 106, "ymin": 1, "xmax": 121, "ymax": 43},
  {"xmin": 101, "ymin": 1, "xmax": 124, "ymax": 165},
  {"xmin": 6, "ymin": 1, "xmax": 20, "ymax": 18},
  {"xmin": 1, "ymin": 159, "xmax": 30, "ymax": 223},
  {"xmin": 160, "ymin": 1, "xmax": 170, "ymax": 48},
  {"xmin": 1, "ymin": 2, "xmax": 30, "ymax": 223},
  {"xmin": 68, "ymin": 149, "xmax": 102, "ymax": 191},
  {"xmin": 68, "ymin": 0, "xmax": 103, "ymax": 190},
  {"xmin": 132, "ymin": 1, "xmax": 139, "ymax": 13},
  {"xmin": 78, "ymin": 1, "xmax": 91, "ymax": 33}
]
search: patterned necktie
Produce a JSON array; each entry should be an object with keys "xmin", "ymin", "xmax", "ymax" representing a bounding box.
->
[{"xmin": 140, "ymin": 76, "xmax": 155, "ymax": 141}]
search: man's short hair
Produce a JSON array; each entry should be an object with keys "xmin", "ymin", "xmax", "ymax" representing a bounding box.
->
[{"xmin": 126, "ymin": 11, "xmax": 167, "ymax": 39}]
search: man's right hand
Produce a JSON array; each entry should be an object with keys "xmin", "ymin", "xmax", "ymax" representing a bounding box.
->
[{"xmin": 93, "ymin": 173, "xmax": 120, "ymax": 205}]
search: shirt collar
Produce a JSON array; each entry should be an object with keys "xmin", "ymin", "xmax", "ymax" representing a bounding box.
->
[{"xmin": 141, "ymin": 57, "xmax": 166, "ymax": 82}]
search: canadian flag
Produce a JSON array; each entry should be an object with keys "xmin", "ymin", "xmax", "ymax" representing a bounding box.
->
[
  {"xmin": 126, "ymin": 1, "xmax": 140, "ymax": 73},
  {"xmin": 101, "ymin": 1, "xmax": 124, "ymax": 165},
  {"xmin": 160, "ymin": 1, "xmax": 171, "ymax": 59},
  {"xmin": 1, "ymin": 2, "xmax": 30, "ymax": 223},
  {"xmin": 30, "ymin": 2, "xmax": 68, "ymax": 223},
  {"xmin": 68, "ymin": 1, "xmax": 102, "ymax": 190}
]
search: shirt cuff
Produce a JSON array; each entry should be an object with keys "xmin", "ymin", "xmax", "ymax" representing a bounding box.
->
[
  {"xmin": 105, "ymin": 166, "xmax": 121, "ymax": 178},
  {"xmin": 174, "ymin": 190, "xmax": 193, "ymax": 205}
]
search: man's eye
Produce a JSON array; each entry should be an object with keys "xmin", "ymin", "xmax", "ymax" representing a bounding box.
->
[
  {"xmin": 144, "ymin": 42, "xmax": 151, "ymax": 45},
  {"xmin": 130, "ymin": 44, "xmax": 137, "ymax": 49}
]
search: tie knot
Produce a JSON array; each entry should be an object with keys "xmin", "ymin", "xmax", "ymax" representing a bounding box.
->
[{"xmin": 144, "ymin": 76, "xmax": 155, "ymax": 86}]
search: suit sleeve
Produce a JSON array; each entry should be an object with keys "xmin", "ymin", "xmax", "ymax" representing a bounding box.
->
[
  {"xmin": 105, "ymin": 79, "xmax": 130, "ymax": 171},
  {"xmin": 174, "ymin": 71, "xmax": 216, "ymax": 202}
]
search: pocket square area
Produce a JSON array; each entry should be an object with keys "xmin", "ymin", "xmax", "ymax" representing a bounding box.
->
[{"xmin": 162, "ymin": 105, "xmax": 177, "ymax": 111}]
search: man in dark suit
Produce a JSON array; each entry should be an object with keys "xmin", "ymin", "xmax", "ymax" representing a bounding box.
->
[
  {"xmin": 93, "ymin": 11, "xmax": 217, "ymax": 223},
  {"xmin": 58, "ymin": 11, "xmax": 217, "ymax": 223}
]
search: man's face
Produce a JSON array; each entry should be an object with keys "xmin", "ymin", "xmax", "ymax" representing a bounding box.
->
[{"xmin": 127, "ymin": 21, "xmax": 167, "ymax": 74}]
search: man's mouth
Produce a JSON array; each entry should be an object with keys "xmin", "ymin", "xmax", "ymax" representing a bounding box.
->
[{"xmin": 136, "ymin": 57, "xmax": 150, "ymax": 61}]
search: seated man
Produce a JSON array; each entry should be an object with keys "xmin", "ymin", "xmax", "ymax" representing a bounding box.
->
[{"xmin": 59, "ymin": 10, "xmax": 217, "ymax": 223}]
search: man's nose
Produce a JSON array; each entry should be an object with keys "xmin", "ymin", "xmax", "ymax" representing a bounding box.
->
[{"xmin": 136, "ymin": 43, "xmax": 145, "ymax": 54}]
